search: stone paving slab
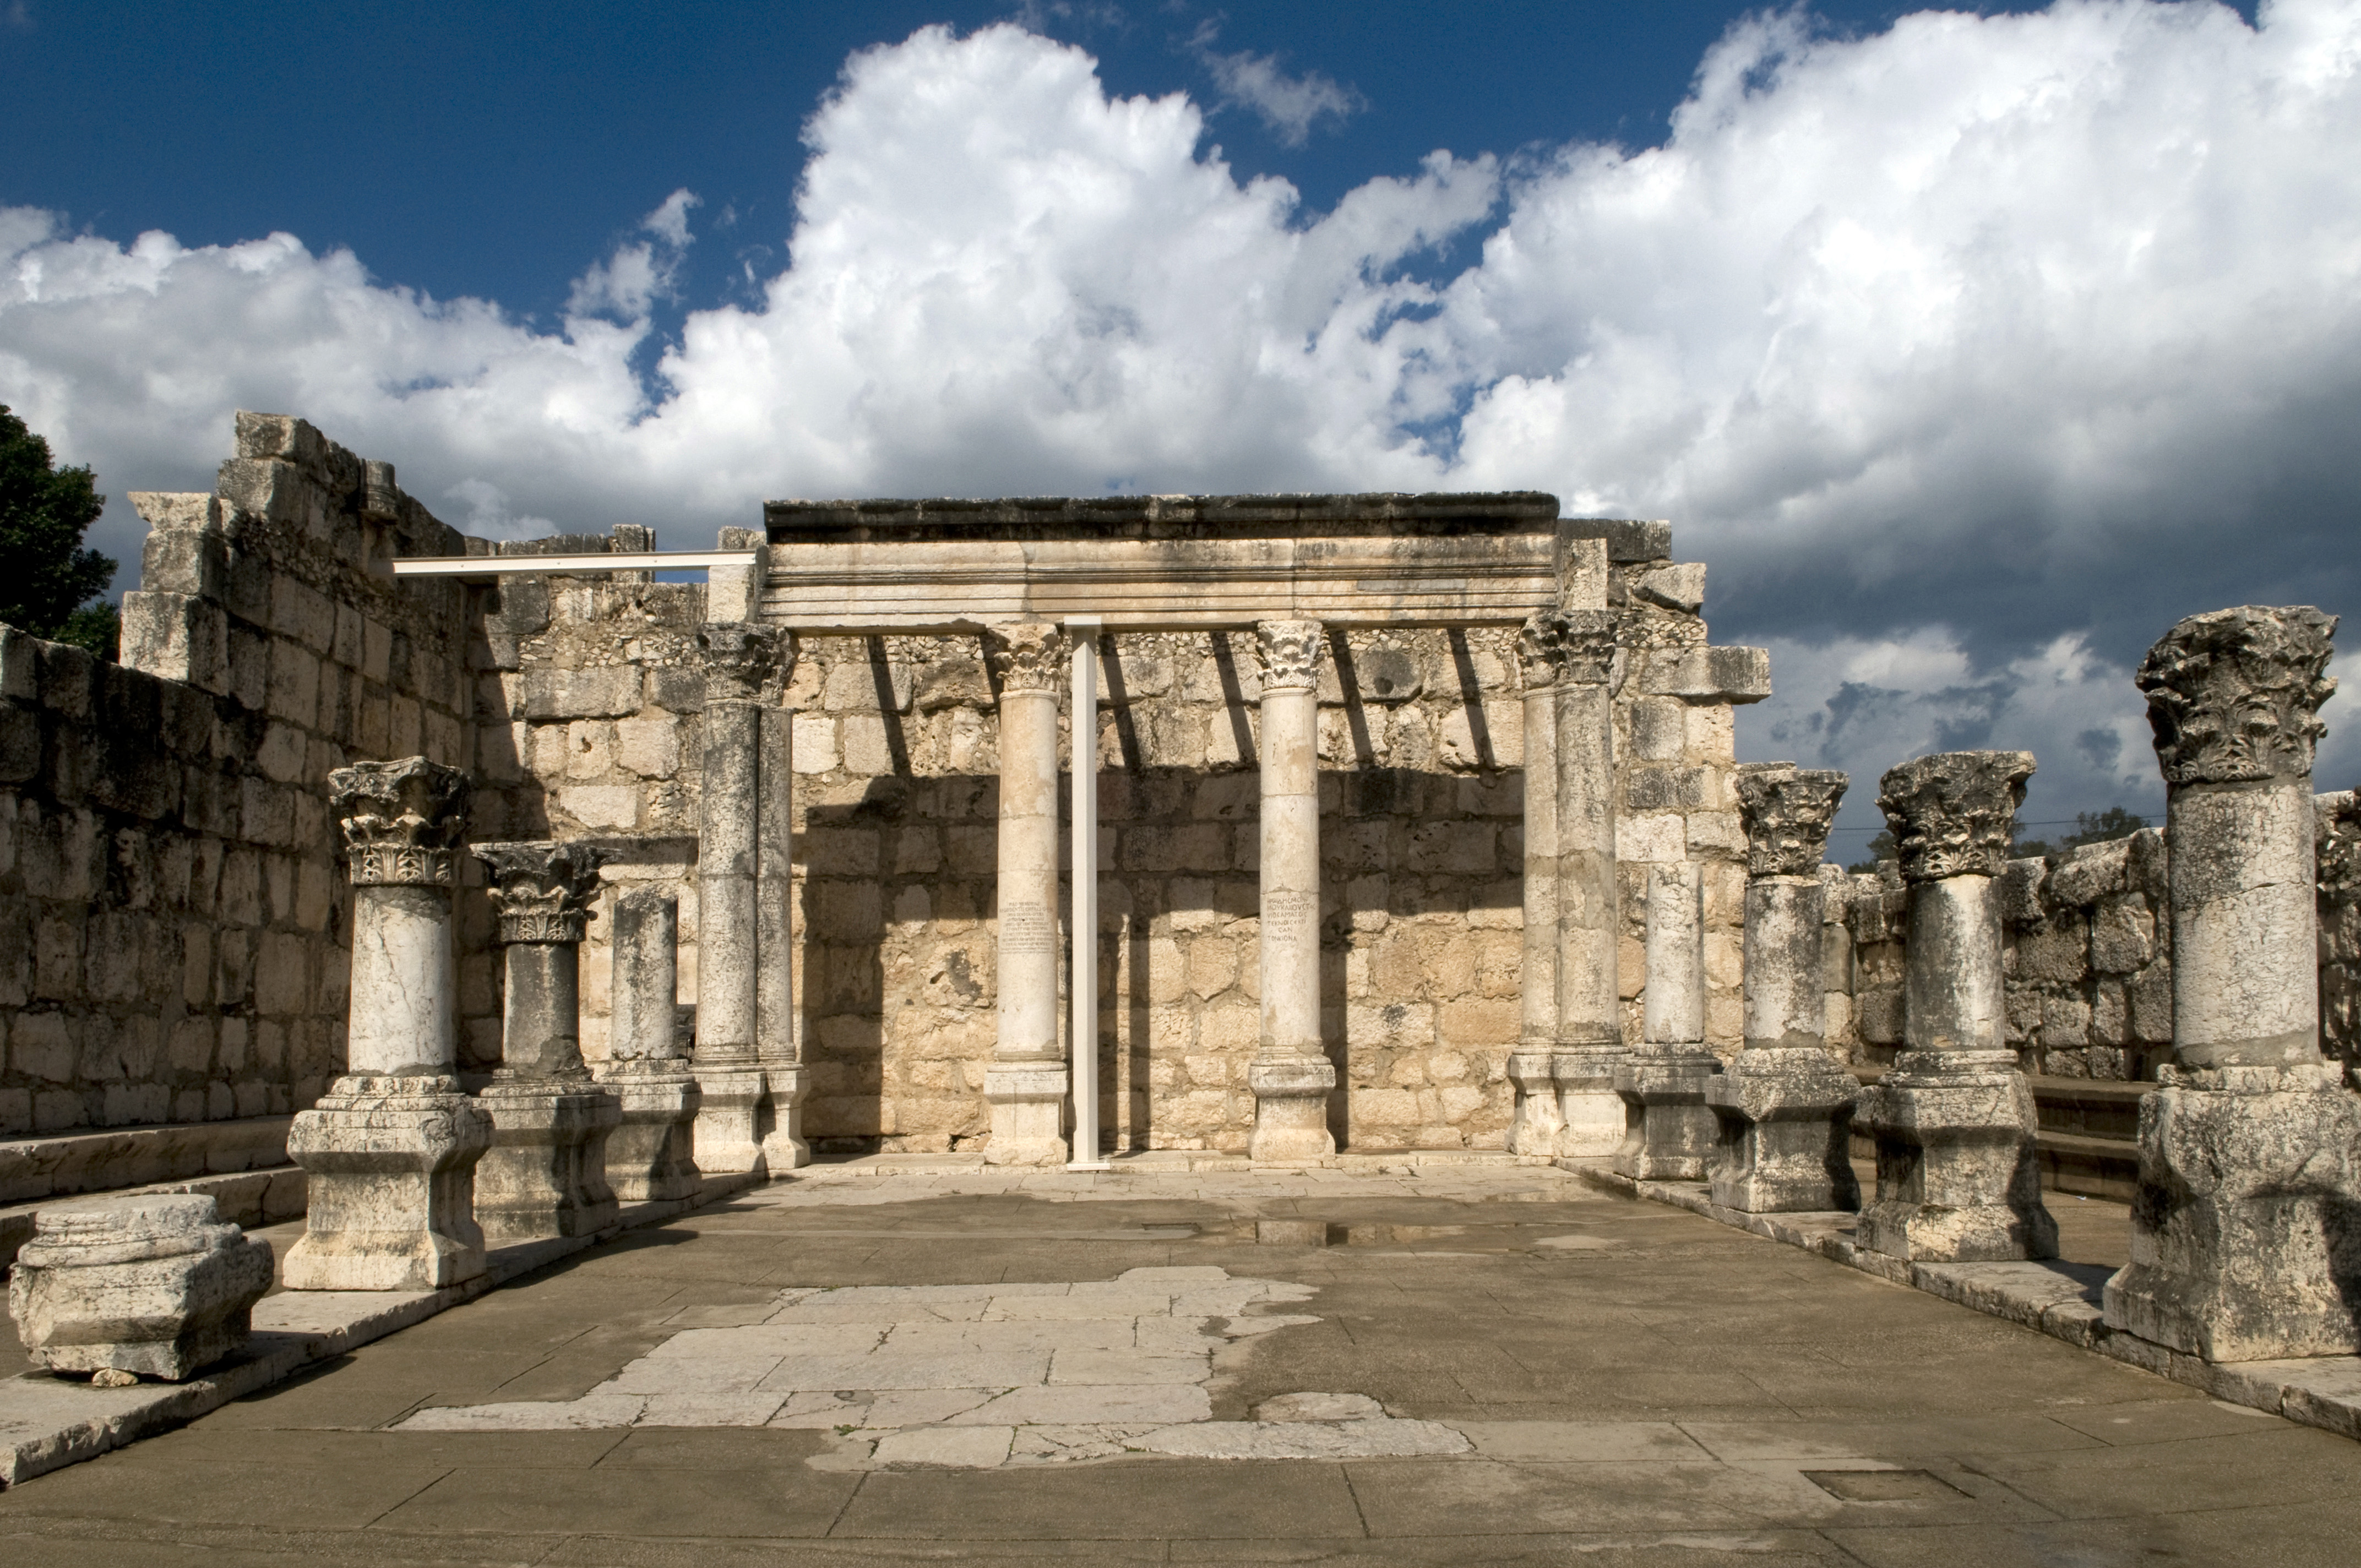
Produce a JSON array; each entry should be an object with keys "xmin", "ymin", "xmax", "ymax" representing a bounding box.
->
[
  {"xmin": 1, "ymin": 1164, "xmax": 2358, "ymax": 1565},
  {"xmin": 1579, "ymin": 1163, "xmax": 2361, "ymax": 1442},
  {"xmin": 0, "ymin": 1171, "xmax": 759, "ymax": 1487}
]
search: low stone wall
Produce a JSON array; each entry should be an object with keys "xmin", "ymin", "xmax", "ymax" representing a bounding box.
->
[{"xmin": 2320, "ymin": 790, "xmax": 2360, "ymax": 1074}]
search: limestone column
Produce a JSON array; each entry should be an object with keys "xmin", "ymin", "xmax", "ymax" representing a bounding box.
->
[
  {"xmin": 1506, "ymin": 613, "xmax": 1565, "ymax": 1157},
  {"xmin": 471, "ymin": 841, "xmax": 622, "ymax": 1241},
  {"xmin": 597, "ymin": 889, "xmax": 704, "ymax": 1201},
  {"xmin": 1249, "ymin": 619, "xmax": 1335, "ymax": 1164},
  {"xmin": 984, "ymin": 622, "xmax": 1070, "ymax": 1166},
  {"xmin": 1854, "ymin": 752, "xmax": 2058, "ymax": 1261},
  {"xmin": 755, "ymin": 703, "xmax": 809, "ymax": 1170},
  {"xmin": 1613, "ymin": 862, "xmax": 1721, "ymax": 1178},
  {"xmin": 284, "ymin": 758, "xmax": 492, "ymax": 1291},
  {"xmin": 1707, "ymin": 764, "xmax": 1861, "ymax": 1212},
  {"xmin": 2103, "ymin": 605, "xmax": 2361, "ymax": 1361},
  {"xmin": 692, "ymin": 623, "xmax": 788, "ymax": 1174},
  {"xmin": 1553, "ymin": 609, "xmax": 1624, "ymax": 1157}
]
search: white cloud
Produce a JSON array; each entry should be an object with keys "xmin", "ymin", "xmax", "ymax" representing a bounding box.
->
[
  {"xmin": 1188, "ymin": 22, "xmax": 1368, "ymax": 146},
  {"xmin": 3, "ymin": 5, "xmax": 2359, "ymax": 812}
]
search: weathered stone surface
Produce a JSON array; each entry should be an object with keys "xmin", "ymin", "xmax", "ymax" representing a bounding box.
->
[
  {"xmin": 8, "ymin": 1193, "xmax": 273, "ymax": 1380},
  {"xmin": 1854, "ymin": 1052, "xmax": 2055, "ymax": 1261},
  {"xmin": 2321, "ymin": 790, "xmax": 2361, "ymax": 1077},
  {"xmin": 986, "ymin": 623, "xmax": 1069, "ymax": 1166},
  {"xmin": 1614, "ymin": 862, "xmax": 1718, "ymax": 1180},
  {"xmin": 282, "ymin": 1074, "xmax": 491, "ymax": 1291},
  {"xmin": 474, "ymin": 1083, "xmax": 622, "ymax": 1242},
  {"xmin": 1252, "ymin": 620, "xmax": 1334, "ymax": 1163},
  {"xmin": 1733, "ymin": 763, "xmax": 1846, "ymax": 880},
  {"xmin": 1554, "ymin": 610, "xmax": 1624, "ymax": 1157},
  {"xmin": 1876, "ymin": 750, "xmax": 2034, "ymax": 884},
  {"xmin": 597, "ymin": 1061, "xmax": 703, "ymax": 1202},
  {"xmin": 2137, "ymin": 605, "xmax": 2336, "ymax": 785},
  {"xmin": 2104, "ymin": 1063, "xmax": 2361, "ymax": 1360}
]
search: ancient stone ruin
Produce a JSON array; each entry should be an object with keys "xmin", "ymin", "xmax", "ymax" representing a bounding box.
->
[{"xmin": 4, "ymin": 409, "xmax": 2358, "ymax": 1404}]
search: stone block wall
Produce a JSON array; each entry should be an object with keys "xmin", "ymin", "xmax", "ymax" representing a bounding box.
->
[
  {"xmin": 2318, "ymin": 791, "xmax": 2359, "ymax": 1075},
  {"xmin": 1835, "ymin": 830, "xmax": 2177, "ymax": 1078},
  {"xmin": 2, "ymin": 412, "xmax": 493, "ymax": 1137}
]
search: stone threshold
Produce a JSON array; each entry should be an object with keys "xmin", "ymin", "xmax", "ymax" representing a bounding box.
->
[
  {"xmin": 0, "ymin": 1170, "xmax": 763, "ymax": 1489},
  {"xmin": 1568, "ymin": 1163, "xmax": 2361, "ymax": 1444},
  {"xmin": 805, "ymin": 1150, "xmax": 1560, "ymax": 1177}
]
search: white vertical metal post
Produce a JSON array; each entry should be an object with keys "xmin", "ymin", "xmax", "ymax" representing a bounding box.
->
[{"xmin": 1067, "ymin": 618, "xmax": 1110, "ymax": 1170}]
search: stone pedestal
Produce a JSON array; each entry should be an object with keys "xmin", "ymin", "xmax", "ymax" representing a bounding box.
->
[
  {"xmin": 285, "ymin": 1073, "xmax": 492, "ymax": 1291},
  {"xmin": 1709, "ymin": 763, "xmax": 1860, "ymax": 1213},
  {"xmin": 1854, "ymin": 752, "xmax": 2055, "ymax": 1262},
  {"xmin": 2102, "ymin": 605, "xmax": 2361, "ymax": 1360},
  {"xmin": 472, "ymin": 841, "xmax": 621, "ymax": 1243},
  {"xmin": 1553, "ymin": 612, "xmax": 1625, "ymax": 1157},
  {"xmin": 596, "ymin": 888, "xmax": 703, "ymax": 1202},
  {"xmin": 1615, "ymin": 862, "xmax": 1720, "ymax": 1180},
  {"xmin": 9, "ymin": 1194, "xmax": 274, "ymax": 1381},
  {"xmin": 986, "ymin": 623, "xmax": 1071, "ymax": 1166},
  {"xmin": 692, "ymin": 1066, "xmax": 771, "ymax": 1176},
  {"xmin": 1250, "ymin": 620, "xmax": 1336, "ymax": 1164},
  {"xmin": 1506, "ymin": 1052, "xmax": 1563, "ymax": 1157},
  {"xmin": 759, "ymin": 1063, "xmax": 812, "ymax": 1174},
  {"xmin": 285, "ymin": 758, "xmax": 491, "ymax": 1292}
]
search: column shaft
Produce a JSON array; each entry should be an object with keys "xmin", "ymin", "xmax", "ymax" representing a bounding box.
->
[
  {"xmin": 984, "ymin": 623, "xmax": 1070, "ymax": 1166},
  {"xmin": 1552, "ymin": 613, "xmax": 1623, "ymax": 1157},
  {"xmin": 1248, "ymin": 620, "xmax": 1335, "ymax": 1163},
  {"xmin": 1613, "ymin": 862, "xmax": 1720, "ymax": 1179},
  {"xmin": 1507, "ymin": 622, "xmax": 1563, "ymax": 1156},
  {"xmin": 599, "ymin": 889, "xmax": 703, "ymax": 1202}
]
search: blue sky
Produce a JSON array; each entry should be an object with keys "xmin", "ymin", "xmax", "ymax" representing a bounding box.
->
[{"xmin": 1, "ymin": 0, "xmax": 2349, "ymax": 848}]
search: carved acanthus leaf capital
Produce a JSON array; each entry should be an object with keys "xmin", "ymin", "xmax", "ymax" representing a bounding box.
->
[
  {"xmin": 697, "ymin": 622, "xmax": 794, "ymax": 703},
  {"xmin": 984, "ymin": 622, "xmax": 1069, "ymax": 695},
  {"xmin": 1876, "ymin": 750, "xmax": 2034, "ymax": 883},
  {"xmin": 1736, "ymin": 763, "xmax": 1849, "ymax": 878},
  {"xmin": 2318, "ymin": 791, "xmax": 2361, "ymax": 903},
  {"xmin": 472, "ymin": 840, "xmax": 611, "ymax": 945},
  {"xmin": 1558, "ymin": 608, "xmax": 1617, "ymax": 684},
  {"xmin": 2137, "ymin": 605, "xmax": 2338, "ymax": 785},
  {"xmin": 1255, "ymin": 620, "xmax": 1324, "ymax": 692},
  {"xmin": 1516, "ymin": 612, "xmax": 1568, "ymax": 689},
  {"xmin": 331, "ymin": 757, "xmax": 470, "ymax": 888}
]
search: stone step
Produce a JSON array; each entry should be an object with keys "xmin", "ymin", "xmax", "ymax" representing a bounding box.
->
[{"xmin": 2, "ymin": 1166, "xmax": 307, "ymax": 1272}]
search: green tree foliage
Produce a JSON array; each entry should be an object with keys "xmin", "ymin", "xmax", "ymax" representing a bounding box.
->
[
  {"xmin": 0, "ymin": 405, "xmax": 117, "ymax": 658},
  {"xmin": 1845, "ymin": 829, "xmax": 1896, "ymax": 875}
]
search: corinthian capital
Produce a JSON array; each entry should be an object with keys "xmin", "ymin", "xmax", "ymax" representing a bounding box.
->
[
  {"xmin": 984, "ymin": 622, "xmax": 1068, "ymax": 695},
  {"xmin": 472, "ymin": 840, "xmax": 611, "ymax": 945},
  {"xmin": 1558, "ymin": 608, "xmax": 1617, "ymax": 684},
  {"xmin": 1516, "ymin": 612, "xmax": 1567, "ymax": 690},
  {"xmin": 331, "ymin": 757, "xmax": 471, "ymax": 887},
  {"xmin": 1876, "ymin": 750, "xmax": 2034, "ymax": 883},
  {"xmin": 1736, "ymin": 763, "xmax": 1849, "ymax": 879},
  {"xmin": 2319, "ymin": 791, "xmax": 2361, "ymax": 904},
  {"xmin": 697, "ymin": 622, "xmax": 793, "ymax": 703},
  {"xmin": 1255, "ymin": 620, "xmax": 1324, "ymax": 692},
  {"xmin": 2137, "ymin": 605, "xmax": 2338, "ymax": 785}
]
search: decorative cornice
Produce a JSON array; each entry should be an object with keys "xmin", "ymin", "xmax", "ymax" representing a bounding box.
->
[
  {"xmin": 472, "ymin": 840, "xmax": 611, "ymax": 945},
  {"xmin": 1255, "ymin": 619, "xmax": 1324, "ymax": 692},
  {"xmin": 2137, "ymin": 605, "xmax": 2338, "ymax": 785},
  {"xmin": 331, "ymin": 757, "xmax": 470, "ymax": 888},
  {"xmin": 1736, "ymin": 763, "xmax": 1849, "ymax": 879},
  {"xmin": 697, "ymin": 622, "xmax": 793, "ymax": 703},
  {"xmin": 1876, "ymin": 750, "xmax": 2035, "ymax": 883},
  {"xmin": 983, "ymin": 622, "xmax": 1069, "ymax": 695}
]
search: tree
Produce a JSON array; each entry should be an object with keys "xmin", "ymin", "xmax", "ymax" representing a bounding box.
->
[
  {"xmin": 2014, "ymin": 806, "xmax": 2151, "ymax": 861},
  {"xmin": 0, "ymin": 405, "xmax": 117, "ymax": 658},
  {"xmin": 1845, "ymin": 829, "xmax": 1896, "ymax": 875}
]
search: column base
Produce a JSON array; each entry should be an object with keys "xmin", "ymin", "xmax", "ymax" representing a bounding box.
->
[
  {"xmin": 1706, "ymin": 1049, "xmax": 1862, "ymax": 1213},
  {"xmin": 1854, "ymin": 1050, "xmax": 2056, "ymax": 1262},
  {"xmin": 282, "ymin": 1075, "xmax": 491, "ymax": 1292},
  {"xmin": 692, "ymin": 1063, "xmax": 770, "ymax": 1176},
  {"xmin": 1613, "ymin": 1049, "xmax": 1722, "ymax": 1181},
  {"xmin": 1248, "ymin": 1058, "xmax": 1336, "ymax": 1164},
  {"xmin": 1552, "ymin": 1048, "xmax": 1625, "ymax": 1159},
  {"xmin": 474, "ymin": 1079, "xmax": 623, "ymax": 1243},
  {"xmin": 2103, "ymin": 1063, "xmax": 2361, "ymax": 1362},
  {"xmin": 9, "ymin": 1195, "xmax": 276, "ymax": 1381},
  {"xmin": 1506, "ymin": 1050, "xmax": 1564, "ymax": 1156},
  {"xmin": 759, "ymin": 1062, "xmax": 813, "ymax": 1172},
  {"xmin": 984, "ymin": 1064, "xmax": 1070, "ymax": 1166},
  {"xmin": 596, "ymin": 1059, "xmax": 705, "ymax": 1202}
]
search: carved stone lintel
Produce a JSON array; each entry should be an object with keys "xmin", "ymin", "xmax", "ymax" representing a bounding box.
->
[
  {"xmin": 1736, "ymin": 763, "xmax": 1849, "ymax": 879},
  {"xmin": 984, "ymin": 622, "xmax": 1069, "ymax": 695},
  {"xmin": 697, "ymin": 622, "xmax": 793, "ymax": 703},
  {"xmin": 1254, "ymin": 620, "xmax": 1324, "ymax": 692},
  {"xmin": 1515, "ymin": 612, "xmax": 1566, "ymax": 690},
  {"xmin": 2139, "ymin": 605, "xmax": 2337, "ymax": 785},
  {"xmin": 331, "ymin": 757, "xmax": 470, "ymax": 888},
  {"xmin": 1558, "ymin": 608, "xmax": 1616, "ymax": 684},
  {"xmin": 472, "ymin": 840, "xmax": 611, "ymax": 946},
  {"xmin": 1876, "ymin": 751, "xmax": 2035, "ymax": 884}
]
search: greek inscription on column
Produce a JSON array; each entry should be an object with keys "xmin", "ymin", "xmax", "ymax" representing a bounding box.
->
[
  {"xmin": 999, "ymin": 903, "xmax": 1056, "ymax": 955},
  {"xmin": 1264, "ymin": 889, "xmax": 1319, "ymax": 947}
]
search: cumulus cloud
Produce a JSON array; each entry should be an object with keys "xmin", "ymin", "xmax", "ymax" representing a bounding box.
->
[
  {"xmin": 1188, "ymin": 21, "xmax": 1368, "ymax": 146},
  {"xmin": 4, "ymin": 3, "xmax": 2360, "ymax": 815}
]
